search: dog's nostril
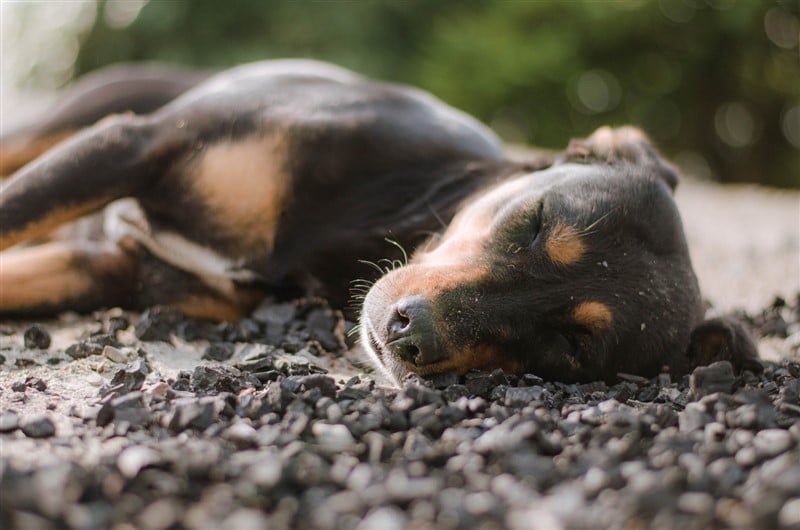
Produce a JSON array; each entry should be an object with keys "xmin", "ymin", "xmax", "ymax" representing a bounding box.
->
[
  {"xmin": 384, "ymin": 296, "xmax": 442, "ymax": 366},
  {"xmin": 388, "ymin": 310, "xmax": 411, "ymax": 341}
]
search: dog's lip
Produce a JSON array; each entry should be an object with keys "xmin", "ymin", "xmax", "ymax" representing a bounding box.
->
[{"xmin": 359, "ymin": 316, "xmax": 403, "ymax": 387}]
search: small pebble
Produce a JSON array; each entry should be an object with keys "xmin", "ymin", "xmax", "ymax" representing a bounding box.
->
[
  {"xmin": 202, "ymin": 342, "xmax": 236, "ymax": 361},
  {"xmin": 103, "ymin": 345, "xmax": 133, "ymax": 364},
  {"xmin": 0, "ymin": 411, "xmax": 19, "ymax": 432},
  {"xmin": 690, "ymin": 361, "xmax": 735, "ymax": 398},
  {"xmin": 23, "ymin": 324, "xmax": 51, "ymax": 349},
  {"xmin": 20, "ymin": 416, "xmax": 56, "ymax": 438}
]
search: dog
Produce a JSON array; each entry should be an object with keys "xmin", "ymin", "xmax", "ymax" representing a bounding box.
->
[{"xmin": 0, "ymin": 60, "xmax": 759, "ymax": 385}]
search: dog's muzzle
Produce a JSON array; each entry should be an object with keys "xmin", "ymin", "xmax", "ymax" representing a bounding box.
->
[{"xmin": 360, "ymin": 291, "xmax": 446, "ymax": 386}]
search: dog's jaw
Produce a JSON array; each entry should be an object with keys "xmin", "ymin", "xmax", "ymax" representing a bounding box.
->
[{"xmin": 359, "ymin": 315, "xmax": 403, "ymax": 388}]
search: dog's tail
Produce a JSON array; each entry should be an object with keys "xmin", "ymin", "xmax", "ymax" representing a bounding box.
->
[{"xmin": 0, "ymin": 114, "xmax": 161, "ymax": 251}]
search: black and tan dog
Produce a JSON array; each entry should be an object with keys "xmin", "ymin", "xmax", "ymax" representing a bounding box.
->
[{"xmin": 0, "ymin": 60, "xmax": 758, "ymax": 384}]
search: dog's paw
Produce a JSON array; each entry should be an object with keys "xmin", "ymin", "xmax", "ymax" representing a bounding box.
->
[{"xmin": 686, "ymin": 316, "xmax": 762, "ymax": 374}]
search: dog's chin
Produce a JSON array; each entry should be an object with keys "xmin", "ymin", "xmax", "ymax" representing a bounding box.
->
[{"xmin": 358, "ymin": 315, "xmax": 405, "ymax": 387}]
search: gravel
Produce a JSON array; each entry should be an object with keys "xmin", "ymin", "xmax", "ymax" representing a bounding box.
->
[{"xmin": 0, "ymin": 295, "xmax": 798, "ymax": 529}]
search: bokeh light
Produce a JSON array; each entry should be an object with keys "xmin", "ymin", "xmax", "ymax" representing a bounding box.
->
[
  {"xmin": 0, "ymin": 1, "xmax": 797, "ymax": 187},
  {"xmin": 658, "ymin": 0, "xmax": 695, "ymax": 24},
  {"xmin": 1, "ymin": 1, "xmax": 96, "ymax": 90},
  {"xmin": 782, "ymin": 104, "xmax": 800, "ymax": 149},
  {"xmin": 764, "ymin": 7, "xmax": 799, "ymax": 50},
  {"xmin": 714, "ymin": 102, "xmax": 760, "ymax": 149}
]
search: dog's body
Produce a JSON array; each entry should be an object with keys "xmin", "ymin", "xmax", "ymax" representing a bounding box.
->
[{"xmin": 0, "ymin": 60, "xmax": 758, "ymax": 384}]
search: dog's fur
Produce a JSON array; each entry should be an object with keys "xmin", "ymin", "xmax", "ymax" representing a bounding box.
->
[{"xmin": 0, "ymin": 60, "xmax": 759, "ymax": 384}]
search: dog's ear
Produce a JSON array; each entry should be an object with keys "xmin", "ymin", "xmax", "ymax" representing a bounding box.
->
[
  {"xmin": 686, "ymin": 316, "xmax": 762, "ymax": 373},
  {"xmin": 560, "ymin": 126, "xmax": 680, "ymax": 192}
]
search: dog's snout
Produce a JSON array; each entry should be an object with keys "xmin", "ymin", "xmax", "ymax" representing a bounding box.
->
[{"xmin": 385, "ymin": 296, "xmax": 442, "ymax": 366}]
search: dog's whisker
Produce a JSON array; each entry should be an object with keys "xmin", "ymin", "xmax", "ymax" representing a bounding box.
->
[
  {"xmin": 357, "ymin": 259, "xmax": 385, "ymax": 276},
  {"xmin": 385, "ymin": 237, "xmax": 409, "ymax": 266},
  {"xmin": 580, "ymin": 209, "xmax": 616, "ymax": 234},
  {"xmin": 427, "ymin": 204, "xmax": 448, "ymax": 231}
]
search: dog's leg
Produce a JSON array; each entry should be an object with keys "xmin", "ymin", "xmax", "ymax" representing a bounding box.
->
[
  {"xmin": 0, "ymin": 240, "xmax": 136, "ymax": 316},
  {"xmin": 0, "ymin": 63, "xmax": 207, "ymax": 176},
  {"xmin": 0, "ymin": 115, "xmax": 157, "ymax": 251},
  {"xmin": 0, "ymin": 238, "xmax": 259, "ymax": 320}
]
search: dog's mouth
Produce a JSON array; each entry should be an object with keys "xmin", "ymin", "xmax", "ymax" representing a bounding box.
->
[{"xmin": 359, "ymin": 315, "xmax": 403, "ymax": 387}]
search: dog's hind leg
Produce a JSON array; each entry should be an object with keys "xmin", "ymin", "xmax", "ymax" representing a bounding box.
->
[
  {"xmin": 0, "ymin": 63, "xmax": 207, "ymax": 176},
  {"xmin": 0, "ymin": 114, "xmax": 159, "ymax": 251},
  {"xmin": 0, "ymin": 237, "xmax": 260, "ymax": 319},
  {"xmin": 0, "ymin": 240, "xmax": 137, "ymax": 316}
]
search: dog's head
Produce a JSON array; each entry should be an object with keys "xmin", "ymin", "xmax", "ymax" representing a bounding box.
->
[{"xmin": 360, "ymin": 127, "xmax": 758, "ymax": 385}]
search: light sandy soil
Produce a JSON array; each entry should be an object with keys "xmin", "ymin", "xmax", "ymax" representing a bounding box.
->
[{"xmin": 676, "ymin": 178, "xmax": 799, "ymax": 313}]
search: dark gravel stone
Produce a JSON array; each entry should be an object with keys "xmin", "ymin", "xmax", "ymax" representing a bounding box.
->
[
  {"xmin": 305, "ymin": 307, "xmax": 341, "ymax": 351},
  {"xmin": 299, "ymin": 374, "xmax": 337, "ymax": 398},
  {"xmin": 427, "ymin": 371, "xmax": 459, "ymax": 389},
  {"xmin": 464, "ymin": 371, "xmax": 494, "ymax": 397},
  {"xmin": 10, "ymin": 380, "xmax": 26, "ymax": 392},
  {"xmin": 108, "ymin": 359, "xmax": 150, "ymax": 394},
  {"xmin": 505, "ymin": 386, "xmax": 544, "ymax": 407},
  {"xmin": 0, "ymin": 353, "xmax": 5, "ymax": 365},
  {"xmin": 20, "ymin": 415, "xmax": 56, "ymax": 438},
  {"xmin": 107, "ymin": 316, "xmax": 130, "ymax": 335},
  {"xmin": 14, "ymin": 357, "xmax": 37, "ymax": 367},
  {"xmin": 168, "ymin": 399, "xmax": 217, "ymax": 432},
  {"xmin": 110, "ymin": 392, "xmax": 150, "ymax": 427},
  {"xmin": 24, "ymin": 377, "xmax": 47, "ymax": 392},
  {"xmin": 65, "ymin": 340, "xmax": 105, "ymax": 359},
  {"xmin": 442, "ymin": 384, "xmax": 470, "ymax": 402},
  {"xmin": 690, "ymin": 361, "xmax": 735, "ymax": 398},
  {"xmin": 191, "ymin": 365, "xmax": 251, "ymax": 394},
  {"xmin": 134, "ymin": 307, "xmax": 183, "ymax": 342},
  {"xmin": 0, "ymin": 411, "xmax": 19, "ymax": 432},
  {"xmin": 202, "ymin": 342, "xmax": 236, "ymax": 361},
  {"xmin": 23, "ymin": 324, "xmax": 51, "ymax": 349},
  {"xmin": 228, "ymin": 318, "xmax": 262, "ymax": 342},
  {"xmin": 252, "ymin": 301, "xmax": 296, "ymax": 344}
]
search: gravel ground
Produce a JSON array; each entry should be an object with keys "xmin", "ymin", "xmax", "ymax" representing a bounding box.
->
[
  {"xmin": 0, "ymin": 292, "xmax": 798, "ymax": 530},
  {"xmin": 2, "ymin": 92, "xmax": 799, "ymax": 529}
]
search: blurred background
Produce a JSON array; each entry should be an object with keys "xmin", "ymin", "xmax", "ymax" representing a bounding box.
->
[{"xmin": 1, "ymin": 0, "xmax": 798, "ymax": 187}]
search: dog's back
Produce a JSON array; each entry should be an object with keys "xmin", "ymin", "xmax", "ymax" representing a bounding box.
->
[{"xmin": 0, "ymin": 60, "xmax": 512, "ymax": 317}]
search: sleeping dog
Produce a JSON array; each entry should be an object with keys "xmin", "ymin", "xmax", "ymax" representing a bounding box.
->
[{"xmin": 0, "ymin": 60, "xmax": 758, "ymax": 384}]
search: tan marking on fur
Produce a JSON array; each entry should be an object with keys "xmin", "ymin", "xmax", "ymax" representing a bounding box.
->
[
  {"xmin": 699, "ymin": 331, "xmax": 726, "ymax": 365},
  {"xmin": 175, "ymin": 295, "xmax": 250, "ymax": 322},
  {"xmin": 411, "ymin": 344, "xmax": 525, "ymax": 376},
  {"xmin": 573, "ymin": 300, "xmax": 614, "ymax": 332},
  {"xmin": 0, "ymin": 243, "xmax": 93, "ymax": 310},
  {"xmin": 380, "ymin": 263, "xmax": 490, "ymax": 302},
  {"xmin": 0, "ymin": 199, "xmax": 107, "ymax": 251},
  {"xmin": 192, "ymin": 135, "xmax": 290, "ymax": 252},
  {"xmin": 545, "ymin": 223, "xmax": 586, "ymax": 266},
  {"xmin": 0, "ymin": 130, "xmax": 76, "ymax": 176}
]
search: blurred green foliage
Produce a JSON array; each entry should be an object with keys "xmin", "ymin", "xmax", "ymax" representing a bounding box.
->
[{"xmin": 71, "ymin": 0, "xmax": 799, "ymax": 187}]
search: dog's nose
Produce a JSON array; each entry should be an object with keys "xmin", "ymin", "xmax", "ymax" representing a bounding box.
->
[{"xmin": 385, "ymin": 296, "xmax": 442, "ymax": 366}]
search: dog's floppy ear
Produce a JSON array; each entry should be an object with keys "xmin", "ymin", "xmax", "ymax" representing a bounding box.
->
[
  {"xmin": 560, "ymin": 126, "xmax": 680, "ymax": 192},
  {"xmin": 686, "ymin": 316, "xmax": 762, "ymax": 373}
]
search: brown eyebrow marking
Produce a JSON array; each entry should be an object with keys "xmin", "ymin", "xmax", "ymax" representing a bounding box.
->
[
  {"xmin": 545, "ymin": 223, "xmax": 586, "ymax": 266},
  {"xmin": 573, "ymin": 300, "xmax": 614, "ymax": 332}
]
